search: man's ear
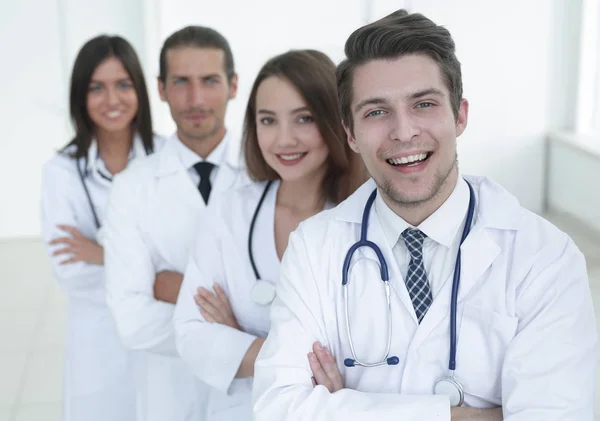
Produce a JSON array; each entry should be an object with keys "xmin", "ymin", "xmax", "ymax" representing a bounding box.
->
[
  {"xmin": 228, "ymin": 73, "xmax": 239, "ymax": 100},
  {"xmin": 158, "ymin": 77, "xmax": 167, "ymax": 102},
  {"xmin": 455, "ymin": 98, "xmax": 469, "ymax": 137},
  {"xmin": 343, "ymin": 121, "xmax": 360, "ymax": 154}
]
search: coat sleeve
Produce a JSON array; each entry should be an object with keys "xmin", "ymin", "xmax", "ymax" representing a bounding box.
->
[
  {"xmin": 173, "ymin": 203, "xmax": 256, "ymax": 394},
  {"xmin": 252, "ymin": 226, "xmax": 452, "ymax": 421},
  {"xmin": 104, "ymin": 168, "xmax": 177, "ymax": 356},
  {"xmin": 502, "ymin": 234, "xmax": 597, "ymax": 420},
  {"xmin": 40, "ymin": 158, "xmax": 104, "ymax": 294}
]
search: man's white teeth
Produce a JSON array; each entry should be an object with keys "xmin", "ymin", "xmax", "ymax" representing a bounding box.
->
[
  {"xmin": 279, "ymin": 153, "xmax": 304, "ymax": 161},
  {"xmin": 387, "ymin": 153, "xmax": 428, "ymax": 165},
  {"xmin": 106, "ymin": 111, "xmax": 122, "ymax": 118}
]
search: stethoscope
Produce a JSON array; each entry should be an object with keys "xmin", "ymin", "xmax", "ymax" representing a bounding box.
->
[
  {"xmin": 76, "ymin": 161, "xmax": 104, "ymax": 237},
  {"xmin": 76, "ymin": 146, "xmax": 147, "ymax": 245},
  {"xmin": 248, "ymin": 180, "xmax": 277, "ymax": 306},
  {"xmin": 341, "ymin": 180, "xmax": 476, "ymax": 407}
]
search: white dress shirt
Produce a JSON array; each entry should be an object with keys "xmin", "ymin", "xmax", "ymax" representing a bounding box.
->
[
  {"xmin": 374, "ymin": 176, "xmax": 470, "ymax": 299},
  {"xmin": 171, "ymin": 132, "xmax": 226, "ymax": 188}
]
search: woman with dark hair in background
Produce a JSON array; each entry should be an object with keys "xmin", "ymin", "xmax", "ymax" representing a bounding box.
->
[
  {"xmin": 173, "ymin": 49, "xmax": 367, "ymax": 421},
  {"xmin": 40, "ymin": 34, "xmax": 162, "ymax": 420}
]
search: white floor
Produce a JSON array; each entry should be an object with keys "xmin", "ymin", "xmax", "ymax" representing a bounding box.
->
[{"xmin": 0, "ymin": 211, "xmax": 598, "ymax": 420}]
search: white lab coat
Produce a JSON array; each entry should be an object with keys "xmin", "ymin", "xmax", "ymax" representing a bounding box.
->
[
  {"xmin": 103, "ymin": 133, "xmax": 249, "ymax": 421},
  {"xmin": 253, "ymin": 175, "xmax": 598, "ymax": 421},
  {"xmin": 174, "ymin": 180, "xmax": 282, "ymax": 421},
  {"xmin": 41, "ymin": 135, "xmax": 161, "ymax": 421}
]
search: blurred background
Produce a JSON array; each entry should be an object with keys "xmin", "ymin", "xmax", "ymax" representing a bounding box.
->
[{"xmin": 0, "ymin": 0, "xmax": 598, "ymax": 419}]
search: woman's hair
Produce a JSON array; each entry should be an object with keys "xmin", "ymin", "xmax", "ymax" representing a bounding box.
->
[
  {"xmin": 243, "ymin": 49, "xmax": 367, "ymax": 205},
  {"xmin": 63, "ymin": 35, "xmax": 154, "ymax": 159}
]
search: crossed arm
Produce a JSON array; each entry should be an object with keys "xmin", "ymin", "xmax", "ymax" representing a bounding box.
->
[
  {"xmin": 307, "ymin": 341, "xmax": 502, "ymax": 421},
  {"xmin": 195, "ymin": 288, "xmax": 503, "ymax": 421}
]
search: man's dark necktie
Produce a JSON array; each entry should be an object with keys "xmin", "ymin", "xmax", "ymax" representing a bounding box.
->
[{"xmin": 193, "ymin": 162, "xmax": 215, "ymax": 204}]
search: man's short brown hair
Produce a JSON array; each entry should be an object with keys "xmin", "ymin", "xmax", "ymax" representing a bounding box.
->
[{"xmin": 337, "ymin": 9, "xmax": 463, "ymax": 135}]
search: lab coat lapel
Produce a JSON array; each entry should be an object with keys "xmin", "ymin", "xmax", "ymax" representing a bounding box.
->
[
  {"xmin": 334, "ymin": 175, "xmax": 518, "ymax": 354},
  {"xmin": 210, "ymin": 142, "xmax": 244, "ymax": 199},
  {"xmin": 457, "ymin": 226, "xmax": 501, "ymax": 301},
  {"xmin": 410, "ymin": 225, "xmax": 502, "ymax": 347},
  {"xmin": 211, "ymin": 163, "xmax": 238, "ymax": 198},
  {"xmin": 150, "ymin": 139, "xmax": 204, "ymax": 269},
  {"xmin": 156, "ymin": 137, "xmax": 204, "ymax": 211}
]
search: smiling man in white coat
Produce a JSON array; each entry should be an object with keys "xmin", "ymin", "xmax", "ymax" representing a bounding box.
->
[
  {"xmin": 103, "ymin": 26, "xmax": 247, "ymax": 421},
  {"xmin": 252, "ymin": 9, "xmax": 597, "ymax": 421}
]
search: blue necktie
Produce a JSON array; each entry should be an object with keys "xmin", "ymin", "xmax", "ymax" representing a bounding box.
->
[{"xmin": 401, "ymin": 228, "xmax": 433, "ymax": 323}]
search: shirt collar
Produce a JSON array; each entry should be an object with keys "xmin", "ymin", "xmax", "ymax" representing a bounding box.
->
[
  {"xmin": 375, "ymin": 176, "xmax": 470, "ymax": 249},
  {"xmin": 172, "ymin": 131, "xmax": 228, "ymax": 170},
  {"xmin": 86, "ymin": 133, "xmax": 146, "ymax": 174}
]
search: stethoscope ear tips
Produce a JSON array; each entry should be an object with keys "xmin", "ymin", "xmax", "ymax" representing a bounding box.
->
[
  {"xmin": 387, "ymin": 356, "xmax": 400, "ymax": 365},
  {"xmin": 344, "ymin": 359, "xmax": 356, "ymax": 367}
]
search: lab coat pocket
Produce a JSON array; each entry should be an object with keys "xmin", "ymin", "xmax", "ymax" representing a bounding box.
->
[{"xmin": 457, "ymin": 302, "xmax": 518, "ymax": 400}]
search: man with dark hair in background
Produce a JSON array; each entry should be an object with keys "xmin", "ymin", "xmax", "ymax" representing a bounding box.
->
[{"xmin": 104, "ymin": 26, "xmax": 247, "ymax": 421}]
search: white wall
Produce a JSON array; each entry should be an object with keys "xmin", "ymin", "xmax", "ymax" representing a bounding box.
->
[
  {"xmin": 0, "ymin": 0, "xmax": 145, "ymax": 239},
  {"xmin": 405, "ymin": 0, "xmax": 580, "ymax": 214},
  {"xmin": 0, "ymin": 0, "xmax": 65, "ymax": 240},
  {"xmin": 547, "ymin": 134, "xmax": 600, "ymax": 233},
  {"xmin": 0, "ymin": 0, "xmax": 586, "ymax": 239}
]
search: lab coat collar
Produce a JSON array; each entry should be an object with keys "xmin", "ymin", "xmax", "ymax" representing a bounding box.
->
[
  {"xmin": 333, "ymin": 175, "xmax": 521, "ymax": 231},
  {"xmin": 332, "ymin": 174, "xmax": 520, "ymax": 329},
  {"xmin": 374, "ymin": 176, "xmax": 470, "ymax": 250},
  {"xmin": 171, "ymin": 131, "xmax": 226, "ymax": 171},
  {"xmin": 157, "ymin": 130, "xmax": 241, "ymax": 177},
  {"xmin": 85, "ymin": 133, "xmax": 146, "ymax": 176}
]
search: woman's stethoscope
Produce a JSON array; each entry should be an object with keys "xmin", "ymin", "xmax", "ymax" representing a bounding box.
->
[
  {"xmin": 75, "ymin": 160, "xmax": 112, "ymax": 245},
  {"xmin": 76, "ymin": 161, "xmax": 103, "ymax": 235},
  {"xmin": 76, "ymin": 147, "xmax": 147, "ymax": 245},
  {"xmin": 341, "ymin": 180, "xmax": 476, "ymax": 407},
  {"xmin": 248, "ymin": 180, "xmax": 278, "ymax": 306}
]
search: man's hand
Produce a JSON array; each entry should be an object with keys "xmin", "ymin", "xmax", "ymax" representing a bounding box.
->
[
  {"xmin": 194, "ymin": 283, "xmax": 240, "ymax": 330},
  {"xmin": 308, "ymin": 342, "xmax": 343, "ymax": 393},
  {"xmin": 451, "ymin": 407, "xmax": 503, "ymax": 420},
  {"xmin": 50, "ymin": 225, "xmax": 103, "ymax": 265},
  {"xmin": 306, "ymin": 343, "xmax": 504, "ymax": 420}
]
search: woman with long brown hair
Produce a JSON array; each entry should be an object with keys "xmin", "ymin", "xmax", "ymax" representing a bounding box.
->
[
  {"xmin": 41, "ymin": 35, "xmax": 161, "ymax": 420},
  {"xmin": 173, "ymin": 49, "xmax": 366, "ymax": 420}
]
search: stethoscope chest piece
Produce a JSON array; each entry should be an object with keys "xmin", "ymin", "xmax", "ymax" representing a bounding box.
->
[
  {"xmin": 251, "ymin": 280, "xmax": 276, "ymax": 306},
  {"xmin": 434, "ymin": 375, "xmax": 465, "ymax": 407}
]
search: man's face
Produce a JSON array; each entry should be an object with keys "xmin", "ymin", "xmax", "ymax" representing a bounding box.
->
[
  {"xmin": 345, "ymin": 53, "xmax": 468, "ymax": 208},
  {"xmin": 158, "ymin": 47, "xmax": 237, "ymax": 142}
]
